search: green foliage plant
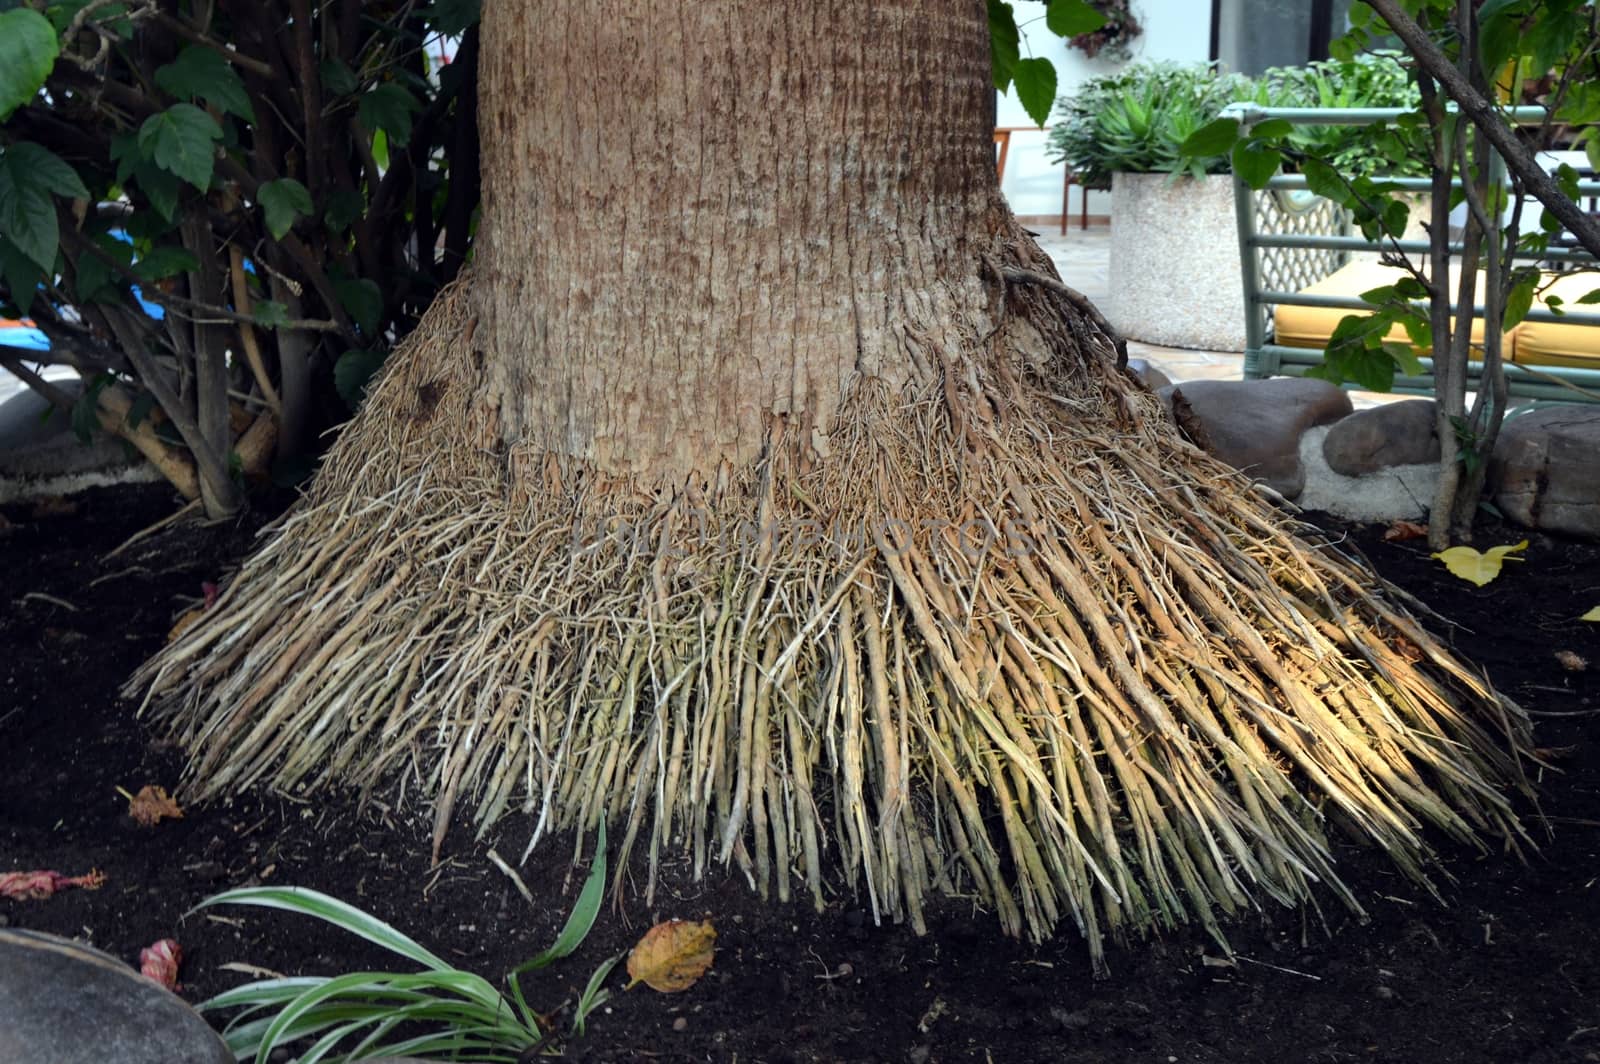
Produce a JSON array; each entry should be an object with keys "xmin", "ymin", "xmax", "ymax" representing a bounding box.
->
[
  {"xmin": 1047, "ymin": 54, "xmax": 1424, "ymax": 190},
  {"xmin": 0, "ymin": 0, "xmax": 486, "ymax": 516},
  {"xmin": 1181, "ymin": 0, "xmax": 1600, "ymax": 546},
  {"xmin": 194, "ymin": 823, "xmax": 613, "ymax": 1063}
]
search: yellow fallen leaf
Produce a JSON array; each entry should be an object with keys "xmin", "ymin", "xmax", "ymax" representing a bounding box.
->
[
  {"xmin": 121, "ymin": 785, "xmax": 184, "ymax": 827},
  {"xmin": 167, "ymin": 606, "xmax": 205, "ymax": 643},
  {"xmin": 1430, "ymin": 540, "xmax": 1528, "ymax": 587},
  {"xmin": 625, "ymin": 919, "xmax": 716, "ymax": 992},
  {"xmin": 1581, "ymin": 606, "xmax": 1600, "ymax": 622}
]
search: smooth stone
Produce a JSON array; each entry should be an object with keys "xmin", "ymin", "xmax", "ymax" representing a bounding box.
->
[
  {"xmin": 1322, "ymin": 399, "xmax": 1441, "ymax": 476},
  {"xmin": 1126, "ymin": 357, "xmax": 1172, "ymax": 392},
  {"xmin": 1158, "ymin": 377, "xmax": 1353, "ymax": 499},
  {"xmin": 1491, "ymin": 405, "xmax": 1600, "ymax": 538},
  {"xmin": 0, "ymin": 928, "xmax": 232, "ymax": 1064},
  {"xmin": 0, "ymin": 380, "xmax": 77, "ymax": 450}
]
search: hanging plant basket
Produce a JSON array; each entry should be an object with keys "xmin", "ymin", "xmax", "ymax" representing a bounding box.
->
[{"xmin": 1069, "ymin": 0, "xmax": 1143, "ymax": 62}]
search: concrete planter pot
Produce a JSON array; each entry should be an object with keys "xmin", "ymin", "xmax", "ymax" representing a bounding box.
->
[{"xmin": 1106, "ymin": 172, "xmax": 1245, "ymax": 352}]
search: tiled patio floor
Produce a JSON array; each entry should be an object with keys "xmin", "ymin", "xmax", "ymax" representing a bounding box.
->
[{"xmin": 1032, "ymin": 225, "xmax": 1248, "ymax": 386}]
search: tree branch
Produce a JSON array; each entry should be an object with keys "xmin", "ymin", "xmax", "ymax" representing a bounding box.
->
[
  {"xmin": 1000, "ymin": 268, "xmax": 1128, "ymax": 367},
  {"xmin": 1366, "ymin": 0, "xmax": 1600, "ymax": 260}
]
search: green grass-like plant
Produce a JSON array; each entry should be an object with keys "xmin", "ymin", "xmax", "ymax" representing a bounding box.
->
[{"xmin": 192, "ymin": 823, "xmax": 612, "ymax": 1064}]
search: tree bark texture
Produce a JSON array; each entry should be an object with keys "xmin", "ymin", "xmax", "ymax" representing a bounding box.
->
[{"xmin": 473, "ymin": 1, "xmax": 1011, "ymax": 479}]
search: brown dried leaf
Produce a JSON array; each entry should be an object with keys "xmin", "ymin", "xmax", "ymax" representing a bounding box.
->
[
  {"xmin": 139, "ymin": 938, "xmax": 182, "ymax": 990},
  {"xmin": 126, "ymin": 785, "xmax": 184, "ymax": 827},
  {"xmin": 1554, "ymin": 650, "xmax": 1589, "ymax": 673},
  {"xmin": 625, "ymin": 919, "xmax": 716, "ymax": 993},
  {"xmin": 167, "ymin": 607, "xmax": 205, "ymax": 644},
  {"xmin": 1383, "ymin": 520, "xmax": 1428, "ymax": 542},
  {"xmin": 0, "ymin": 868, "xmax": 105, "ymax": 901}
]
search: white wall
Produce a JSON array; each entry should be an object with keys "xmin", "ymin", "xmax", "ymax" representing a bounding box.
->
[{"xmin": 996, "ymin": 0, "xmax": 1212, "ymax": 221}]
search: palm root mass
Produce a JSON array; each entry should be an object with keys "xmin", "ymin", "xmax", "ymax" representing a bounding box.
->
[{"xmin": 130, "ymin": 264, "xmax": 1531, "ymax": 969}]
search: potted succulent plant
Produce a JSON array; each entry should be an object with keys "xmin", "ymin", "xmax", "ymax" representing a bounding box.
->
[{"xmin": 1047, "ymin": 56, "xmax": 1425, "ymax": 352}]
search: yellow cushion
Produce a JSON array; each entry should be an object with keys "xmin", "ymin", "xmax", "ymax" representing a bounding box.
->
[
  {"xmin": 1273, "ymin": 260, "xmax": 1504, "ymax": 356},
  {"xmin": 1511, "ymin": 271, "xmax": 1600, "ymax": 368}
]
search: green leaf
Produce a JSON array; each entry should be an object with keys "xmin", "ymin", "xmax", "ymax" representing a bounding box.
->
[
  {"xmin": 987, "ymin": 0, "xmax": 1020, "ymax": 92},
  {"xmin": 132, "ymin": 163, "xmax": 181, "ymax": 221},
  {"xmin": 323, "ymin": 189, "xmax": 365, "ymax": 234},
  {"xmin": 5, "ymin": 142, "xmax": 88, "ymax": 200},
  {"xmin": 514, "ymin": 821, "xmax": 606, "ymax": 974},
  {"xmin": 1381, "ymin": 341, "xmax": 1423, "ymax": 378},
  {"xmin": 191, "ymin": 887, "xmax": 456, "ymax": 973},
  {"xmin": 0, "ymin": 163, "xmax": 58, "ymax": 273},
  {"xmin": 1380, "ymin": 197, "xmax": 1410, "ymax": 237},
  {"xmin": 138, "ymin": 103, "xmax": 223, "ymax": 190},
  {"xmin": 1231, "ymin": 141, "xmax": 1280, "ymax": 189},
  {"xmin": 334, "ymin": 348, "xmax": 386, "ymax": 409},
  {"xmin": 1399, "ymin": 309, "xmax": 1432, "ymax": 351},
  {"xmin": 1180, "ymin": 117, "xmax": 1240, "ymax": 158},
  {"xmin": 334, "ymin": 276, "xmax": 382, "ymax": 335},
  {"xmin": 1576, "ymin": 287, "xmax": 1600, "ymax": 305},
  {"xmin": 371, "ymin": 127, "xmax": 390, "ymax": 172},
  {"xmin": 426, "ymin": 0, "xmax": 480, "ymax": 34},
  {"xmin": 0, "ymin": 142, "xmax": 89, "ymax": 275},
  {"xmin": 1302, "ymin": 157, "xmax": 1348, "ymax": 203},
  {"xmin": 126, "ymin": 391, "xmax": 156, "ymax": 430},
  {"xmin": 0, "ymin": 9, "xmax": 59, "ymax": 122},
  {"xmin": 1501, "ymin": 270, "xmax": 1538, "ymax": 329},
  {"xmin": 359, "ymin": 83, "xmax": 421, "ymax": 148},
  {"xmin": 318, "ymin": 58, "xmax": 359, "ymax": 98},
  {"xmin": 253, "ymin": 300, "xmax": 288, "ymax": 328},
  {"xmin": 1250, "ymin": 118, "xmax": 1294, "ymax": 140},
  {"xmin": 258, "ymin": 178, "xmax": 314, "ymax": 240},
  {"xmin": 1011, "ymin": 57, "xmax": 1057, "ymax": 129},
  {"xmin": 1044, "ymin": 0, "xmax": 1105, "ymax": 37},
  {"xmin": 154, "ymin": 45, "xmax": 255, "ymax": 122},
  {"xmin": 133, "ymin": 245, "xmax": 199, "ymax": 281},
  {"xmin": 1392, "ymin": 276, "xmax": 1428, "ymax": 301},
  {"xmin": 0, "ymin": 237, "xmax": 43, "ymax": 316},
  {"xmin": 71, "ymin": 374, "xmax": 111, "ymax": 443}
]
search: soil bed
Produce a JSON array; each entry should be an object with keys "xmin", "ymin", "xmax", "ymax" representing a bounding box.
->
[{"xmin": 2, "ymin": 483, "xmax": 1598, "ymax": 1064}]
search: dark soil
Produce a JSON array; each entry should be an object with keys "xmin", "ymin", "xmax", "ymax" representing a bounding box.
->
[{"xmin": 3, "ymin": 483, "xmax": 1599, "ymax": 1064}]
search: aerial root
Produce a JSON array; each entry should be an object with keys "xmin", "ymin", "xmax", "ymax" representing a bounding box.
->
[{"xmin": 129, "ymin": 276, "xmax": 1532, "ymax": 971}]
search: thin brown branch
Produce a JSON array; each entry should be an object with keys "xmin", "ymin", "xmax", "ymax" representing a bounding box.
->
[
  {"xmin": 1366, "ymin": 0, "xmax": 1600, "ymax": 260},
  {"xmin": 150, "ymin": 11, "xmax": 279, "ymax": 79},
  {"xmin": 1000, "ymin": 267, "xmax": 1128, "ymax": 367}
]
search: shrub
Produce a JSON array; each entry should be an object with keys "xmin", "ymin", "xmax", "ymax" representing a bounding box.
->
[
  {"xmin": 0, "ymin": 1, "xmax": 485, "ymax": 515},
  {"xmin": 1046, "ymin": 63, "xmax": 1264, "ymax": 188},
  {"xmin": 1047, "ymin": 53, "xmax": 1425, "ymax": 188}
]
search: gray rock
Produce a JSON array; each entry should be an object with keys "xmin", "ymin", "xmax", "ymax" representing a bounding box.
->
[
  {"xmin": 1158, "ymin": 378, "xmax": 1353, "ymax": 499},
  {"xmin": 1491, "ymin": 405, "xmax": 1600, "ymax": 538},
  {"xmin": 1322, "ymin": 399, "xmax": 1441, "ymax": 476},
  {"xmin": 1126, "ymin": 357, "xmax": 1172, "ymax": 392},
  {"xmin": 0, "ymin": 928, "xmax": 232, "ymax": 1064},
  {"xmin": 0, "ymin": 379, "xmax": 77, "ymax": 450}
]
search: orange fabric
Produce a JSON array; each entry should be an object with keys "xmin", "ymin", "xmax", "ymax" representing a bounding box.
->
[
  {"xmin": 1272, "ymin": 260, "xmax": 1507, "ymax": 358},
  {"xmin": 1511, "ymin": 271, "xmax": 1600, "ymax": 368}
]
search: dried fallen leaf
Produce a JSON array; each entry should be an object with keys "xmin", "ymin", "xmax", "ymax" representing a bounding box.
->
[
  {"xmin": 122, "ymin": 785, "xmax": 184, "ymax": 826},
  {"xmin": 1431, "ymin": 540, "xmax": 1529, "ymax": 587},
  {"xmin": 167, "ymin": 607, "xmax": 205, "ymax": 644},
  {"xmin": 0, "ymin": 869, "xmax": 106, "ymax": 901},
  {"xmin": 1581, "ymin": 606, "xmax": 1600, "ymax": 623},
  {"xmin": 139, "ymin": 939, "xmax": 182, "ymax": 990},
  {"xmin": 1555, "ymin": 650, "xmax": 1590, "ymax": 673},
  {"xmin": 1383, "ymin": 520, "xmax": 1428, "ymax": 542},
  {"xmin": 625, "ymin": 919, "xmax": 716, "ymax": 992}
]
